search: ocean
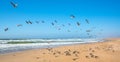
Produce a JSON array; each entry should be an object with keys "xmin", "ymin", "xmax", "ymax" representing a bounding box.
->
[{"xmin": 0, "ymin": 38, "xmax": 103, "ymax": 54}]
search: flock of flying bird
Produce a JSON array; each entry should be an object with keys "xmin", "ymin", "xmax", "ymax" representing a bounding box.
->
[{"xmin": 2, "ymin": 1, "xmax": 101, "ymax": 38}]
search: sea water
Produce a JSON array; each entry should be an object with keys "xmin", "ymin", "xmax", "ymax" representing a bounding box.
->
[{"xmin": 0, "ymin": 38, "xmax": 103, "ymax": 54}]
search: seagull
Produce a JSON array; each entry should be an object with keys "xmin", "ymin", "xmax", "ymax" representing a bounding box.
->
[
  {"xmin": 76, "ymin": 22, "xmax": 80, "ymax": 26},
  {"xmin": 17, "ymin": 24, "xmax": 22, "ymax": 27},
  {"xmin": 58, "ymin": 28, "xmax": 61, "ymax": 30},
  {"xmin": 36, "ymin": 21, "xmax": 39, "ymax": 24},
  {"xmin": 28, "ymin": 21, "xmax": 32, "ymax": 24},
  {"xmin": 67, "ymin": 30, "xmax": 71, "ymax": 32},
  {"xmin": 70, "ymin": 14, "xmax": 75, "ymax": 19},
  {"xmin": 86, "ymin": 30, "xmax": 91, "ymax": 32},
  {"xmin": 25, "ymin": 20, "xmax": 32, "ymax": 24},
  {"xmin": 85, "ymin": 19, "xmax": 89, "ymax": 24},
  {"xmin": 87, "ymin": 33, "xmax": 90, "ymax": 35},
  {"xmin": 100, "ymin": 29, "xmax": 103, "ymax": 31},
  {"xmin": 54, "ymin": 20, "xmax": 57, "ymax": 23},
  {"xmin": 41, "ymin": 21, "xmax": 45, "ymax": 23},
  {"xmin": 51, "ymin": 22, "xmax": 54, "ymax": 26},
  {"xmin": 10, "ymin": 1, "xmax": 18, "ymax": 8},
  {"xmin": 4, "ymin": 28, "xmax": 8, "ymax": 31},
  {"xmin": 68, "ymin": 23, "xmax": 71, "ymax": 26},
  {"xmin": 25, "ymin": 21, "xmax": 29, "ymax": 24},
  {"xmin": 62, "ymin": 24, "xmax": 65, "ymax": 27}
]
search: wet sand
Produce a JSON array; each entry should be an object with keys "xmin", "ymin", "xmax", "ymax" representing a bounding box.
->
[{"xmin": 0, "ymin": 38, "xmax": 120, "ymax": 62}]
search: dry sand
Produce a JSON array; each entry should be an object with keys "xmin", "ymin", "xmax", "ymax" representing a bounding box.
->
[{"xmin": 0, "ymin": 38, "xmax": 120, "ymax": 62}]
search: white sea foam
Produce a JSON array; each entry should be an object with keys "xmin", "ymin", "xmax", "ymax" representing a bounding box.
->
[
  {"xmin": 0, "ymin": 38, "xmax": 102, "ymax": 54},
  {"xmin": 0, "ymin": 38, "xmax": 83, "ymax": 44}
]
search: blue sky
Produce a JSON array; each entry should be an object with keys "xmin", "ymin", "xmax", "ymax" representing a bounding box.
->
[{"xmin": 0, "ymin": 0, "xmax": 120, "ymax": 39}]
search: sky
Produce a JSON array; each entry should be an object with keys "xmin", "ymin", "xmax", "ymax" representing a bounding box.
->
[{"xmin": 0, "ymin": 0, "xmax": 120, "ymax": 39}]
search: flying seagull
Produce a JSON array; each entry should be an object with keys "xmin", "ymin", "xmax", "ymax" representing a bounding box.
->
[
  {"xmin": 4, "ymin": 28, "xmax": 8, "ymax": 31},
  {"xmin": 62, "ymin": 24, "xmax": 65, "ymax": 27},
  {"xmin": 70, "ymin": 14, "xmax": 75, "ymax": 19},
  {"xmin": 58, "ymin": 28, "xmax": 61, "ymax": 30},
  {"xmin": 28, "ymin": 21, "xmax": 32, "ymax": 24},
  {"xmin": 85, "ymin": 19, "xmax": 89, "ymax": 24},
  {"xmin": 10, "ymin": 1, "xmax": 18, "ymax": 8},
  {"xmin": 36, "ymin": 21, "xmax": 39, "ymax": 24},
  {"xmin": 67, "ymin": 30, "xmax": 71, "ymax": 32},
  {"xmin": 41, "ymin": 21, "xmax": 45, "ymax": 23},
  {"xmin": 68, "ymin": 23, "xmax": 71, "ymax": 26},
  {"xmin": 25, "ymin": 21, "xmax": 29, "ymax": 24},
  {"xmin": 25, "ymin": 20, "xmax": 32, "ymax": 24},
  {"xmin": 51, "ymin": 22, "xmax": 54, "ymax": 26},
  {"xmin": 86, "ymin": 30, "xmax": 91, "ymax": 32},
  {"xmin": 87, "ymin": 33, "xmax": 90, "ymax": 35},
  {"xmin": 17, "ymin": 24, "xmax": 22, "ymax": 27},
  {"xmin": 54, "ymin": 20, "xmax": 57, "ymax": 23},
  {"xmin": 76, "ymin": 22, "xmax": 80, "ymax": 26},
  {"xmin": 100, "ymin": 29, "xmax": 103, "ymax": 31}
]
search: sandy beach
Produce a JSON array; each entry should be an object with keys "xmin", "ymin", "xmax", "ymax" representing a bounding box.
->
[{"xmin": 0, "ymin": 38, "xmax": 120, "ymax": 62}]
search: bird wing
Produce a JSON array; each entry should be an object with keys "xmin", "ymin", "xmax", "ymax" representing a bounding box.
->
[{"xmin": 10, "ymin": 1, "xmax": 16, "ymax": 7}]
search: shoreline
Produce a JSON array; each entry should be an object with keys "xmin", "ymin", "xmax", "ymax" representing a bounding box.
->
[
  {"xmin": 0, "ymin": 38, "xmax": 120, "ymax": 62},
  {"xmin": 0, "ymin": 38, "xmax": 102, "ymax": 54},
  {"xmin": 0, "ymin": 41, "xmax": 100, "ymax": 54}
]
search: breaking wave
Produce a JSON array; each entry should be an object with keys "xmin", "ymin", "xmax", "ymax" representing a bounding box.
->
[{"xmin": 0, "ymin": 38, "xmax": 103, "ymax": 54}]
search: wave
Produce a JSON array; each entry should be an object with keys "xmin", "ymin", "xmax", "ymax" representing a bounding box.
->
[
  {"xmin": 0, "ymin": 38, "xmax": 103, "ymax": 54},
  {"xmin": 0, "ymin": 38, "xmax": 101, "ymax": 44}
]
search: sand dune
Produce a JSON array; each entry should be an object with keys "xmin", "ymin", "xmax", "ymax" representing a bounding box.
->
[{"xmin": 0, "ymin": 38, "xmax": 120, "ymax": 62}]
